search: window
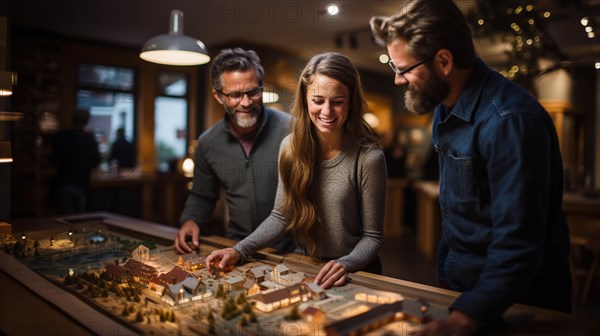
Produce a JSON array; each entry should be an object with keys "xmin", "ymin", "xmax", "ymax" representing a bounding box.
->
[
  {"xmin": 155, "ymin": 72, "xmax": 189, "ymax": 172},
  {"xmin": 76, "ymin": 64, "xmax": 135, "ymax": 164}
]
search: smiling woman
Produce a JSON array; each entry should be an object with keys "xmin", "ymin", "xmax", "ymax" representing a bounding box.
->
[{"xmin": 205, "ymin": 52, "xmax": 388, "ymax": 290}]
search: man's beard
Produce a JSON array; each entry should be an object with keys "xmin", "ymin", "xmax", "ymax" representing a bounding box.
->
[
  {"xmin": 225, "ymin": 105, "xmax": 260, "ymax": 128},
  {"xmin": 404, "ymin": 70, "xmax": 449, "ymax": 115}
]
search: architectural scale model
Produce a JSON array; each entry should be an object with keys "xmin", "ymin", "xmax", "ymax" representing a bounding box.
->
[{"xmin": 0, "ymin": 223, "xmax": 434, "ymax": 335}]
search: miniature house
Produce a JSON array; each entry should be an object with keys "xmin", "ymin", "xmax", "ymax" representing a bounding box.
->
[
  {"xmin": 354, "ymin": 287, "xmax": 403, "ymax": 304},
  {"xmin": 271, "ymin": 263, "xmax": 290, "ymax": 282},
  {"xmin": 131, "ymin": 244, "xmax": 150, "ymax": 262},
  {"xmin": 324, "ymin": 301, "xmax": 404, "ymax": 336},
  {"xmin": 177, "ymin": 253, "xmax": 204, "ymax": 271},
  {"xmin": 324, "ymin": 299, "xmax": 430, "ymax": 335},
  {"xmin": 105, "ymin": 263, "xmax": 129, "ymax": 283},
  {"xmin": 162, "ymin": 277, "xmax": 209, "ymax": 306},
  {"xmin": 305, "ymin": 282, "xmax": 326, "ymax": 300},
  {"xmin": 122, "ymin": 258, "xmax": 159, "ymax": 285},
  {"xmin": 249, "ymin": 283, "xmax": 312, "ymax": 312},
  {"xmin": 241, "ymin": 278, "xmax": 260, "ymax": 296},
  {"xmin": 151, "ymin": 266, "xmax": 191, "ymax": 294},
  {"xmin": 245, "ymin": 264, "xmax": 272, "ymax": 283},
  {"xmin": 224, "ymin": 275, "xmax": 244, "ymax": 291}
]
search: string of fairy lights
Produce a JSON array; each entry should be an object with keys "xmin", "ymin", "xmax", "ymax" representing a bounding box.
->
[{"xmin": 466, "ymin": 0, "xmax": 599, "ymax": 86}]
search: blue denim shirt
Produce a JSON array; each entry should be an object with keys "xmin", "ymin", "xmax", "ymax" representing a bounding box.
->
[{"xmin": 433, "ymin": 58, "xmax": 570, "ymax": 324}]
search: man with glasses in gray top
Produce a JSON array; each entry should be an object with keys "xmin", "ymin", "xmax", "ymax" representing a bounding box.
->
[{"xmin": 175, "ymin": 48, "xmax": 294, "ymax": 255}]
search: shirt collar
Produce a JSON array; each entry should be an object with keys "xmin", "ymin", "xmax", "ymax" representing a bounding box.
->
[{"xmin": 447, "ymin": 58, "xmax": 491, "ymax": 123}]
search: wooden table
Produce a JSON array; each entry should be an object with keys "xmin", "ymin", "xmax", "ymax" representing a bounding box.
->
[{"xmin": 1, "ymin": 212, "xmax": 598, "ymax": 335}]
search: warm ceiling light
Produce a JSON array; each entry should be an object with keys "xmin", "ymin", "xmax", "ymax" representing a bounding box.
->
[
  {"xmin": 140, "ymin": 10, "xmax": 210, "ymax": 66},
  {"xmin": 0, "ymin": 141, "xmax": 13, "ymax": 163},
  {"xmin": 182, "ymin": 158, "xmax": 194, "ymax": 178},
  {"xmin": 581, "ymin": 17, "xmax": 589, "ymax": 26},
  {"xmin": 595, "ymin": 61, "xmax": 600, "ymax": 70},
  {"xmin": 379, "ymin": 54, "xmax": 389, "ymax": 64},
  {"xmin": 327, "ymin": 4, "xmax": 340, "ymax": 16},
  {"xmin": 262, "ymin": 91, "xmax": 280, "ymax": 104}
]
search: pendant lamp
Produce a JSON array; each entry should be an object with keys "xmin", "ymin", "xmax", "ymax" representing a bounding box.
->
[{"xmin": 140, "ymin": 10, "xmax": 210, "ymax": 66}]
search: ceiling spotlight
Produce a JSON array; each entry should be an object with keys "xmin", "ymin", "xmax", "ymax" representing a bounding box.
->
[
  {"xmin": 581, "ymin": 17, "xmax": 589, "ymax": 26},
  {"xmin": 327, "ymin": 4, "xmax": 340, "ymax": 16},
  {"xmin": 379, "ymin": 54, "xmax": 390, "ymax": 64},
  {"xmin": 595, "ymin": 61, "xmax": 600, "ymax": 70}
]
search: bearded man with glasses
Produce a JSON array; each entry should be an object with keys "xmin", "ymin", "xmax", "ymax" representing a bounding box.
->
[
  {"xmin": 175, "ymin": 48, "xmax": 294, "ymax": 255},
  {"xmin": 372, "ymin": 1, "xmax": 570, "ymax": 335}
]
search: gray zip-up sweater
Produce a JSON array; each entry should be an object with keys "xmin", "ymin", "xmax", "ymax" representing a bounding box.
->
[
  {"xmin": 180, "ymin": 107, "xmax": 294, "ymax": 251},
  {"xmin": 235, "ymin": 136, "xmax": 387, "ymax": 272}
]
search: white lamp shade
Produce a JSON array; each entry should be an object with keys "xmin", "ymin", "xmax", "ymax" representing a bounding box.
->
[{"xmin": 140, "ymin": 10, "xmax": 210, "ymax": 66}]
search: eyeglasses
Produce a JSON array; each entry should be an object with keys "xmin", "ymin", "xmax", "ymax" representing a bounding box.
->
[
  {"xmin": 218, "ymin": 87, "xmax": 263, "ymax": 101},
  {"xmin": 388, "ymin": 58, "xmax": 431, "ymax": 83}
]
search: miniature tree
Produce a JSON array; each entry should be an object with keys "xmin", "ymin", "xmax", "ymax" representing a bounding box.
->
[
  {"xmin": 240, "ymin": 315, "xmax": 248, "ymax": 327},
  {"xmin": 121, "ymin": 305, "xmax": 129, "ymax": 317},
  {"xmin": 243, "ymin": 302, "xmax": 252, "ymax": 314},
  {"xmin": 207, "ymin": 310, "xmax": 214, "ymax": 324},
  {"xmin": 249, "ymin": 312, "xmax": 257, "ymax": 323},
  {"xmin": 236, "ymin": 292, "xmax": 246, "ymax": 305},
  {"xmin": 136, "ymin": 311, "xmax": 144, "ymax": 322},
  {"xmin": 169, "ymin": 310, "xmax": 176, "ymax": 322}
]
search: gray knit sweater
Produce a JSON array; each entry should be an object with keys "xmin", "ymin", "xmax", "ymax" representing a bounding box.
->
[{"xmin": 234, "ymin": 135, "xmax": 387, "ymax": 273}]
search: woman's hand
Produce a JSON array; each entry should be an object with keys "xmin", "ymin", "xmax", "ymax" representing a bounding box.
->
[
  {"xmin": 314, "ymin": 260, "xmax": 349, "ymax": 289},
  {"xmin": 205, "ymin": 247, "xmax": 241, "ymax": 270}
]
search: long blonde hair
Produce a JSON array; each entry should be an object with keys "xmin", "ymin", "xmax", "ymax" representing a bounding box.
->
[{"xmin": 279, "ymin": 52, "xmax": 379, "ymax": 256}]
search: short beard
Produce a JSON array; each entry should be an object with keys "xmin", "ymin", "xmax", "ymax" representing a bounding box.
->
[
  {"xmin": 225, "ymin": 105, "xmax": 260, "ymax": 129},
  {"xmin": 405, "ymin": 69, "xmax": 449, "ymax": 115}
]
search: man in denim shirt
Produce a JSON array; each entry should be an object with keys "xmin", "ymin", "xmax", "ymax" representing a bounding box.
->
[{"xmin": 371, "ymin": 1, "xmax": 570, "ymax": 335}]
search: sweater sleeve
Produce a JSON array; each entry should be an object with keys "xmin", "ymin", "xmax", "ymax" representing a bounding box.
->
[{"xmin": 336, "ymin": 148, "xmax": 387, "ymax": 272}]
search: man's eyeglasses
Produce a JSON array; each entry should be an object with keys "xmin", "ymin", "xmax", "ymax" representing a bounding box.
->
[
  {"xmin": 388, "ymin": 58, "xmax": 431, "ymax": 83},
  {"xmin": 218, "ymin": 87, "xmax": 263, "ymax": 101}
]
